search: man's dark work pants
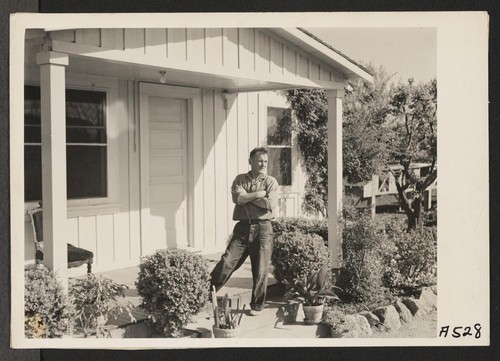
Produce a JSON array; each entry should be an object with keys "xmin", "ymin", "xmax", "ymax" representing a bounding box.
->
[{"xmin": 210, "ymin": 220, "xmax": 273, "ymax": 311}]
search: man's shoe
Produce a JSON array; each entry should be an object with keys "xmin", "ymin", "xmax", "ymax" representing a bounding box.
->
[{"xmin": 249, "ymin": 309, "xmax": 261, "ymax": 316}]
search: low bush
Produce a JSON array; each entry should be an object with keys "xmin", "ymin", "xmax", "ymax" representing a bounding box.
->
[
  {"xmin": 272, "ymin": 217, "xmax": 328, "ymax": 245},
  {"xmin": 422, "ymin": 205, "xmax": 437, "ymax": 227},
  {"xmin": 271, "ymin": 230, "xmax": 332, "ymax": 285},
  {"xmin": 321, "ymin": 305, "xmax": 353, "ymax": 337},
  {"xmin": 69, "ymin": 274, "xmax": 135, "ymax": 337},
  {"xmin": 24, "ymin": 264, "xmax": 72, "ymax": 338},
  {"xmin": 383, "ymin": 224, "xmax": 437, "ymax": 292},
  {"xmin": 337, "ymin": 201, "xmax": 393, "ymax": 304},
  {"xmin": 136, "ymin": 249, "xmax": 211, "ymax": 337}
]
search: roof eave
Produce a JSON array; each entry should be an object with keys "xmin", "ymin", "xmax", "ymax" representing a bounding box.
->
[{"xmin": 271, "ymin": 28, "xmax": 374, "ymax": 83}]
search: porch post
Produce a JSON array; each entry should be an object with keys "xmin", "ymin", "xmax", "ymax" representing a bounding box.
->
[
  {"xmin": 326, "ymin": 89, "xmax": 344, "ymax": 269},
  {"xmin": 36, "ymin": 51, "xmax": 69, "ymax": 286}
]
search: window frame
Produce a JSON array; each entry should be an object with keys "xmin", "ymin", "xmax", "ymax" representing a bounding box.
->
[
  {"xmin": 266, "ymin": 106, "xmax": 293, "ymax": 187},
  {"xmin": 264, "ymin": 104, "xmax": 299, "ymax": 193},
  {"xmin": 24, "ymin": 70, "xmax": 121, "ymax": 217}
]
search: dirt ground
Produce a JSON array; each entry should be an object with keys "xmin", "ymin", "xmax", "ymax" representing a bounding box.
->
[{"xmin": 371, "ymin": 310, "xmax": 437, "ymax": 338}]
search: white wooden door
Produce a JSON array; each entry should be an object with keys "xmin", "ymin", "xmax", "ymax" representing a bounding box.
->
[{"xmin": 140, "ymin": 84, "xmax": 189, "ymax": 253}]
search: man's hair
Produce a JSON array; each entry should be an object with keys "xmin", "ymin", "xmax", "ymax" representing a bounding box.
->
[{"xmin": 249, "ymin": 147, "xmax": 268, "ymax": 159}]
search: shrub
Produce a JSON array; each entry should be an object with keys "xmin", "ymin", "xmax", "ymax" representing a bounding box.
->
[
  {"xmin": 24, "ymin": 264, "xmax": 72, "ymax": 338},
  {"xmin": 337, "ymin": 201, "xmax": 393, "ymax": 303},
  {"xmin": 272, "ymin": 230, "xmax": 332, "ymax": 285},
  {"xmin": 135, "ymin": 249, "xmax": 211, "ymax": 337},
  {"xmin": 321, "ymin": 306, "xmax": 352, "ymax": 337},
  {"xmin": 69, "ymin": 274, "xmax": 135, "ymax": 337},
  {"xmin": 383, "ymin": 224, "xmax": 437, "ymax": 292},
  {"xmin": 422, "ymin": 205, "xmax": 437, "ymax": 227},
  {"xmin": 272, "ymin": 217, "xmax": 328, "ymax": 245}
]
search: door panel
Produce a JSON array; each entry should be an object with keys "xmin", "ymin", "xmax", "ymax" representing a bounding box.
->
[{"xmin": 145, "ymin": 95, "xmax": 188, "ymax": 251}]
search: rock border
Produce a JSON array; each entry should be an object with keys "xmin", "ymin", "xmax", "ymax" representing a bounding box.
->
[{"xmin": 328, "ymin": 286, "xmax": 437, "ymax": 338}]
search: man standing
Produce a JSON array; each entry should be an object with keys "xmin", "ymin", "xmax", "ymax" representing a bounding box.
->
[{"xmin": 210, "ymin": 147, "xmax": 279, "ymax": 315}]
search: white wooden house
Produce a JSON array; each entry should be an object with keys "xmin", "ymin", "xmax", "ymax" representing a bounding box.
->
[{"xmin": 18, "ymin": 26, "xmax": 372, "ymax": 280}]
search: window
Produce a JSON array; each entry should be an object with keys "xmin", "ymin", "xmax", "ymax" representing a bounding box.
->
[
  {"xmin": 24, "ymin": 85, "xmax": 108, "ymax": 202},
  {"xmin": 267, "ymin": 107, "xmax": 292, "ymax": 186}
]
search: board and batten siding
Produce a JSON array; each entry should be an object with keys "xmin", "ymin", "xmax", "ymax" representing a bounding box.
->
[
  {"xmin": 197, "ymin": 90, "xmax": 305, "ymax": 252},
  {"xmin": 23, "ymin": 75, "xmax": 304, "ymax": 273},
  {"xmin": 24, "ymin": 77, "xmax": 142, "ymax": 276},
  {"xmin": 48, "ymin": 28, "xmax": 344, "ymax": 85}
]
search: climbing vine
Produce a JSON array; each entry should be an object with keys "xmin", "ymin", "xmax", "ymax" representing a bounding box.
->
[
  {"xmin": 281, "ymin": 65, "xmax": 393, "ymax": 217},
  {"xmin": 285, "ymin": 89, "xmax": 329, "ymax": 216}
]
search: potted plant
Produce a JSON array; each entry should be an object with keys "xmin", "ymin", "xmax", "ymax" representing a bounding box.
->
[
  {"xmin": 136, "ymin": 249, "xmax": 211, "ymax": 337},
  {"xmin": 211, "ymin": 288, "xmax": 244, "ymax": 338},
  {"xmin": 284, "ymin": 266, "xmax": 340, "ymax": 324},
  {"xmin": 69, "ymin": 274, "xmax": 136, "ymax": 338}
]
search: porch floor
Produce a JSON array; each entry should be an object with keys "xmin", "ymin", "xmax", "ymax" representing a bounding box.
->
[{"xmin": 98, "ymin": 253, "xmax": 325, "ymax": 338}]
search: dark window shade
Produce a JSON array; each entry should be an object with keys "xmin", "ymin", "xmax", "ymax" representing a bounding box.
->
[
  {"xmin": 24, "ymin": 85, "xmax": 108, "ymax": 202},
  {"xmin": 268, "ymin": 148, "xmax": 292, "ymax": 186}
]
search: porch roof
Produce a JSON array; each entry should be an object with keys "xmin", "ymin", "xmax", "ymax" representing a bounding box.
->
[{"xmin": 25, "ymin": 27, "xmax": 372, "ymax": 92}]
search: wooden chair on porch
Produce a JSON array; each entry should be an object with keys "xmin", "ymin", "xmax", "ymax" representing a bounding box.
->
[{"xmin": 27, "ymin": 204, "xmax": 94, "ymax": 274}]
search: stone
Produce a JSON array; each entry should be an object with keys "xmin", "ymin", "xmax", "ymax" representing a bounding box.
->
[
  {"xmin": 402, "ymin": 298, "xmax": 429, "ymax": 317},
  {"xmin": 359, "ymin": 311, "xmax": 380, "ymax": 327},
  {"xmin": 430, "ymin": 284, "xmax": 437, "ymax": 295},
  {"xmin": 419, "ymin": 287, "xmax": 437, "ymax": 311},
  {"xmin": 372, "ymin": 305, "xmax": 401, "ymax": 331},
  {"xmin": 393, "ymin": 299, "xmax": 413, "ymax": 323},
  {"xmin": 342, "ymin": 314, "xmax": 373, "ymax": 338}
]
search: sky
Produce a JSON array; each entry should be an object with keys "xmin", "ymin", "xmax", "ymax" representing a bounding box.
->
[{"xmin": 305, "ymin": 27, "xmax": 437, "ymax": 84}]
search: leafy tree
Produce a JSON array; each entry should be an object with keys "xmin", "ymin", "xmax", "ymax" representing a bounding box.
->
[
  {"xmin": 387, "ymin": 78, "xmax": 437, "ymax": 229},
  {"xmin": 284, "ymin": 65, "xmax": 391, "ymax": 216},
  {"xmin": 343, "ymin": 65, "xmax": 393, "ymax": 183}
]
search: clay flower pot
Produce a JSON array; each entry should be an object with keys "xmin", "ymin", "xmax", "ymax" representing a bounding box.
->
[
  {"xmin": 302, "ymin": 304, "xmax": 324, "ymax": 325},
  {"xmin": 212, "ymin": 325, "xmax": 240, "ymax": 338}
]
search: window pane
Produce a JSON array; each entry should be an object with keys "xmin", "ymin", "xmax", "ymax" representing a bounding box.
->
[
  {"xmin": 66, "ymin": 88, "xmax": 106, "ymax": 127},
  {"xmin": 268, "ymin": 148, "xmax": 292, "ymax": 186},
  {"xmin": 25, "ymin": 145, "xmax": 42, "ymax": 202},
  {"xmin": 24, "ymin": 145, "xmax": 108, "ymax": 201},
  {"xmin": 67, "ymin": 146, "xmax": 107, "ymax": 199},
  {"xmin": 25, "ymin": 86, "xmax": 41, "ymax": 126},
  {"xmin": 267, "ymin": 107, "xmax": 291, "ymax": 146},
  {"xmin": 24, "ymin": 85, "xmax": 107, "ymax": 128},
  {"xmin": 25, "ymin": 125, "xmax": 41, "ymax": 143},
  {"xmin": 67, "ymin": 127, "xmax": 107, "ymax": 144}
]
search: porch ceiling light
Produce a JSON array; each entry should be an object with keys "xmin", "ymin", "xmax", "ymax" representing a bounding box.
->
[{"xmin": 159, "ymin": 71, "xmax": 167, "ymax": 84}]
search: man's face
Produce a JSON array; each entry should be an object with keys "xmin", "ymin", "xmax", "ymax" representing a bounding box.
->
[{"xmin": 249, "ymin": 152, "xmax": 268, "ymax": 175}]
